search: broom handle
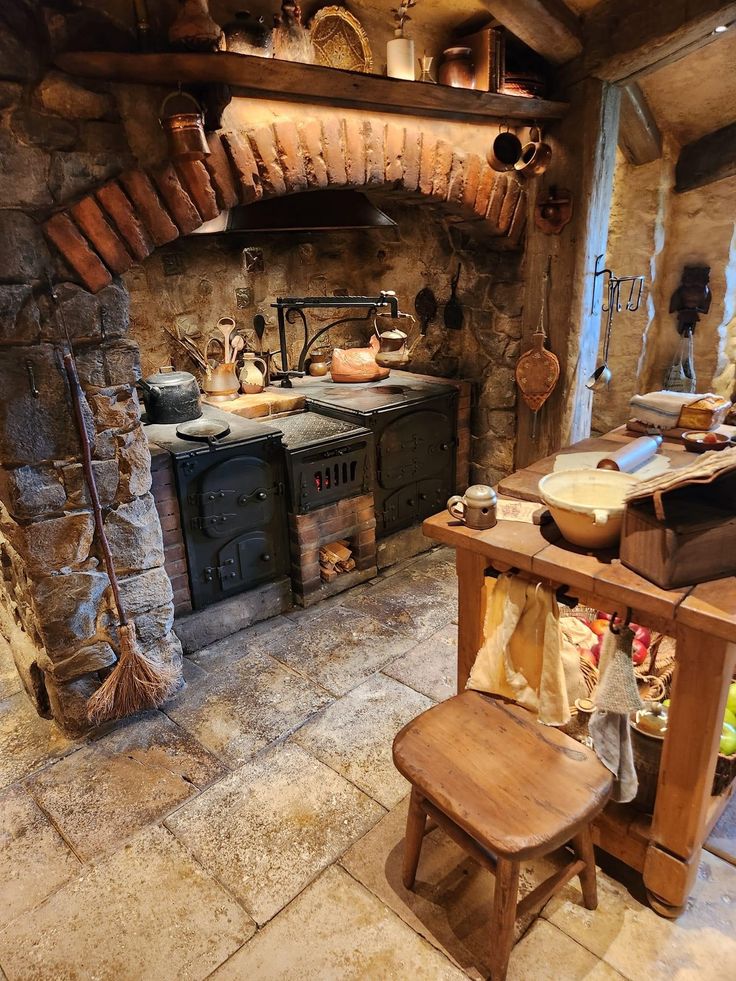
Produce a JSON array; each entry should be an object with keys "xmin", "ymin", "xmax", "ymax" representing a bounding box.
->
[{"xmin": 63, "ymin": 353, "xmax": 129, "ymax": 627}]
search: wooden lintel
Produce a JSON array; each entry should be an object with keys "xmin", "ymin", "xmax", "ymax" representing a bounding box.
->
[
  {"xmin": 54, "ymin": 51, "xmax": 568, "ymax": 125},
  {"xmin": 482, "ymin": 0, "xmax": 583, "ymax": 65},
  {"xmin": 676, "ymin": 120, "xmax": 736, "ymax": 193},
  {"xmin": 566, "ymin": 0, "xmax": 736, "ymax": 84},
  {"xmin": 618, "ymin": 83, "xmax": 662, "ymax": 166}
]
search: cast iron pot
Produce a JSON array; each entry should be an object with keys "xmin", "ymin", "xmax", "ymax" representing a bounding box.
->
[{"xmin": 139, "ymin": 367, "xmax": 202, "ymax": 425}]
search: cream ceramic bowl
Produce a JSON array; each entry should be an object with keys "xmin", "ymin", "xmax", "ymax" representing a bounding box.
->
[{"xmin": 538, "ymin": 469, "xmax": 639, "ymax": 549}]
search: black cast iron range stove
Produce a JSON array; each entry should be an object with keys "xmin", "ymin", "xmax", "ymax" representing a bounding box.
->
[
  {"xmin": 144, "ymin": 405, "xmax": 288, "ymax": 610},
  {"xmin": 303, "ymin": 380, "xmax": 457, "ymax": 537}
]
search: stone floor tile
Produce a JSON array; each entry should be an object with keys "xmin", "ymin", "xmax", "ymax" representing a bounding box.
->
[
  {"xmin": 543, "ymin": 850, "xmax": 736, "ymax": 980},
  {"xmin": 211, "ymin": 865, "xmax": 466, "ymax": 980},
  {"xmin": 507, "ymin": 920, "xmax": 624, "ymax": 980},
  {"xmin": 165, "ymin": 650, "xmax": 332, "ymax": 767},
  {"xmin": 292, "ymin": 673, "xmax": 432, "ymax": 808},
  {"xmin": 409, "ymin": 547, "xmax": 457, "ymax": 583},
  {"xmin": 26, "ymin": 712, "xmax": 227, "ymax": 860},
  {"xmin": 248, "ymin": 606, "xmax": 417, "ymax": 696},
  {"xmin": 166, "ymin": 742, "xmax": 384, "ymax": 925},
  {"xmin": 0, "ymin": 639, "xmax": 21, "ymax": 701},
  {"xmin": 341, "ymin": 796, "xmax": 566, "ymax": 979},
  {"xmin": 341, "ymin": 566, "xmax": 457, "ymax": 641},
  {"xmin": 0, "ymin": 825, "xmax": 255, "ymax": 981},
  {"xmin": 0, "ymin": 784, "xmax": 80, "ymax": 929},
  {"xmin": 186, "ymin": 615, "xmax": 292, "ymax": 669},
  {"xmin": 383, "ymin": 622, "xmax": 458, "ymax": 702},
  {"xmin": 0, "ymin": 693, "xmax": 77, "ymax": 790}
]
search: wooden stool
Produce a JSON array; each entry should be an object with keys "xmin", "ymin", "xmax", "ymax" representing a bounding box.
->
[{"xmin": 393, "ymin": 691, "xmax": 613, "ymax": 981}]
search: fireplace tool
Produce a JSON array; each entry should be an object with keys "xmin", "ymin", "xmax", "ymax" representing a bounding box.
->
[
  {"xmin": 586, "ymin": 255, "xmax": 645, "ymax": 393},
  {"xmin": 515, "ymin": 263, "xmax": 559, "ymax": 437},
  {"xmin": 49, "ymin": 285, "xmax": 177, "ymax": 724}
]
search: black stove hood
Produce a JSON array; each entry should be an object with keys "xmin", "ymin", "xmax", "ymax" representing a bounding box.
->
[{"xmin": 191, "ymin": 189, "xmax": 397, "ymax": 235}]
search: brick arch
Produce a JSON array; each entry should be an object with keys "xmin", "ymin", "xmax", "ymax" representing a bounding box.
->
[{"xmin": 43, "ymin": 115, "xmax": 526, "ymax": 294}]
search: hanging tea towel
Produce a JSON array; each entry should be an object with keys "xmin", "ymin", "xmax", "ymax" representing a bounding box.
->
[
  {"xmin": 467, "ymin": 573, "xmax": 578, "ymax": 726},
  {"xmin": 590, "ymin": 626, "xmax": 643, "ymax": 803}
]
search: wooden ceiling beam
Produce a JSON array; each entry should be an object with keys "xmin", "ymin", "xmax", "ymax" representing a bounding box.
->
[
  {"xmin": 618, "ymin": 83, "xmax": 662, "ymax": 166},
  {"xmin": 676, "ymin": 121, "xmax": 736, "ymax": 193},
  {"xmin": 565, "ymin": 0, "xmax": 736, "ymax": 85},
  {"xmin": 482, "ymin": 0, "xmax": 583, "ymax": 65}
]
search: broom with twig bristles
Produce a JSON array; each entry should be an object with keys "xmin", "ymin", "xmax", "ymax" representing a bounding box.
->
[{"xmin": 52, "ymin": 286, "xmax": 177, "ymax": 724}]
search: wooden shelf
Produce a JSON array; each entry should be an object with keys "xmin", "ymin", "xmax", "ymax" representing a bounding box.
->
[{"xmin": 55, "ymin": 51, "xmax": 568, "ymax": 125}]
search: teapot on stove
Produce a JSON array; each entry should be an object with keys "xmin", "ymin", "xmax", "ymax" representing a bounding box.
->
[{"xmin": 374, "ymin": 312, "xmax": 418, "ymax": 368}]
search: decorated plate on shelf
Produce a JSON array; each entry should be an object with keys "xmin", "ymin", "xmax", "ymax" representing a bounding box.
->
[{"xmin": 310, "ymin": 5, "xmax": 372, "ymax": 73}]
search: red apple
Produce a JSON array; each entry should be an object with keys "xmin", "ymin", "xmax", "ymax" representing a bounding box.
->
[
  {"xmin": 634, "ymin": 625, "xmax": 651, "ymax": 648},
  {"xmin": 589, "ymin": 640, "xmax": 602, "ymax": 666},
  {"xmin": 596, "ymin": 611, "xmax": 613, "ymax": 621},
  {"xmin": 632, "ymin": 639, "xmax": 648, "ymax": 666}
]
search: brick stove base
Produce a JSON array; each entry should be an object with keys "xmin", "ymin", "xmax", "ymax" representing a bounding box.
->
[{"xmin": 290, "ymin": 493, "xmax": 377, "ymax": 607}]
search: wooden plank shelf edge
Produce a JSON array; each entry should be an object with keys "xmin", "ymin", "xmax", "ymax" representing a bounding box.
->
[{"xmin": 55, "ymin": 51, "xmax": 569, "ymax": 125}]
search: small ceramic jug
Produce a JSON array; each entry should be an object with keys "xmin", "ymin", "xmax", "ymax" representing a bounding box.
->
[
  {"xmin": 239, "ymin": 352, "xmax": 268, "ymax": 394},
  {"xmin": 447, "ymin": 485, "xmax": 498, "ymax": 530},
  {"xmin": 203, "ymin": 362, "xmax": 240, "ymax": 401}
]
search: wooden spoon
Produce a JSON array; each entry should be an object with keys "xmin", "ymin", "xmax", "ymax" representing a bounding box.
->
[{"xmin": 229, "ymin": 335, "xmax": 245, "ymax": 362}]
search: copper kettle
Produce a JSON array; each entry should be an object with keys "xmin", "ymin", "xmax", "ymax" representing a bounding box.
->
[{"xmin": 374, "ymin": 312, "xmax": 418, "ymax": 368}]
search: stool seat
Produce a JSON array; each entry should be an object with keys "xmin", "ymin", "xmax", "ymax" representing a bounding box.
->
[{"xmin": 393, "ymin": 691, "xmax": 613, "ymax": 861}]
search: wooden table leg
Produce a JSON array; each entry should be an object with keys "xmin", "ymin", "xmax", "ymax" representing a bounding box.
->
[
  {"xmin": 455, "ymin": 548, "xmax": 487, "ymax": 692},
  {"xmin": 644, "ymin": 624, "xmax": 736, "ymax": 914}
]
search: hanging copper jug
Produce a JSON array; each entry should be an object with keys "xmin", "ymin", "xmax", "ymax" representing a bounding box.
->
[{"xmin": 159, "ymin": 91, "xmax": 210, "ymax": 161}]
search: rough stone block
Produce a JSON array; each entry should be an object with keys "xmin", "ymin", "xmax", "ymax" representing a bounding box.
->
[
  {"xmin": 249, "ymin": 126, "xmax": 287, "ymax": 197},
  {"xmin": 0, "ymin": 464, "xmax": 65, "ymax": 520},
  {"xmin": 0, "ymin": 344, "xmax": 94, "ymax": 466},
  {"xmin": 487, "ymin": 173, "xmax": 508, "ymax": 231},
  {"xmin": 117, "ymin": 426, "xmax": 151, "ymax": 499},
  {"xmin": 21, "ymin": 512, "xmax": 95, "ymax": 577},
  {"xmin": 321, "ymin": 118, "xmax": 347, "ymax": 186},
  {"xmin": 461, "ymin": 153, "xmax": 483, "ymax": 212},
  {"xmin": 498, "ymin": 177, "xmax": 521, "ymax": 235},
  {"xmin": 376, "ymin": 525, "xmax": 433, "ymax": 570},
  {"xmin": 431, "ymin": 140, "xmax": 454, "ymax": 199},
  {"xmin": 0, "ymin": 211, "xmax": 51, "ymax": 284},
  {"xmin": 343, "ymin": 117, "xmax": 366, "ymax": 187},
  {"xmin": 39, "ymin": 282, "xmax": 99, "ymax": 343},
  {"xmin": 62, "ymin": 459, "xmax": 119, "ymax": 508},
  {"xmin": 0, "ymin": 132, "xmax": 51, "ymax": 209},
  {"xmin": 132, "ymin": 604, "xmax": 175, "ymax": 645},
  {"xmin": 87, "ymin": 385, "xmax": 140, "ymax": 431},
  {"xmin": 418, "ymin": 135, "xmax": 437, "ymax": 197},
  {"xmin": 151, "ymin": 164, "xmax": 202, "ymax": 235},
  {"xmin": 11, "ymin": 107, "xmax": 77, "ymax": 150},
  {"xmin": 384, "ymin": 124, "xmax": 405, "ymax": 184},
  {"xmin": 104, "ymin": 493, "xmax": 164, "ymax": 573},
  {"xmin": 44, "ymin": 213, "xmax": 112, "ymax": 294},
  {"xmin": 220, "ymin": 131, "xmax": 262, "ymax": 204},
  {"xmin": 273, "ymin": 120, "xmax": 308, "ymax": 194},
  {"xmin": 71, "ymin": 196, "xmax": 133, "ymax": 276},
  {"xmin": 120, "ymin": 170, "xmax": 179, "ymax": 247},
  {"xmin": 118, "ymin": 566, "xmax": 173, "ymax": 617},
  {"xmin": 0, "ymin": 81, "xmax": 22, "ymax": 110},
  {"xmin": 98, "ymin": 282, "xmax": 130, "ymax": 339},
  {"xmin": 32, "ymin": 569, "xmax": 110, "ymax": 653},
  {"xmin": 37, "ymin": 72, "xmax": 114, "ymax": 120},
  {"xmin": 0, "ymin": 285, "xmax": 40, "ymax": 344},
  {"xmin": 401, "ymin": 127, "xmax": 422, "ymax": 192},
  {"xmin": 362, "ymin": 120, "xmax": 383, "ymax": 185},
  {"xmin": 298, "ymin": 119, "xmax": 328, "ymax": 189},
  {"xmin": 480, "ymin": 364, "xmax": 516, "ymax": 409},
  {"xmin": 42, "ymin": 641, "xmax": 116, "ymax": 683},
  {"xmin": 474, "ymin": 164, "xmax": 495, "ymax": 218},
  {"xmin": 96, "ymin": 182, "xmax": 153, "ymax": 262},
  {"xmin": 49, "ymin": 152, "xmax": 120, "ymax": 203},
  {"xmin": 103, "ymin": 341, "xmax": 140, "ymax": 385},
  {"xmin": 45, "ymin": 674, "xmax": 100, "ymax": 737},
  {"xmin": 174, "ymin": 160, "xmax": 219, "ymax": 222},
  {"xmin": 202, "ymin": 134, "xmax": 239, "ymax": 211}
]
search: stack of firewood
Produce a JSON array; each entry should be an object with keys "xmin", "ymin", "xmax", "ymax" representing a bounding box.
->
[{"xmin": 319, "ymin": 540, "xmax": 356, "ymax": 582}]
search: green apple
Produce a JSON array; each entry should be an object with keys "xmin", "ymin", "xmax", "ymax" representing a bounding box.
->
[
  {"xmin": 720, "ymin": 721, "xmax": 736, "ymax": 757},
  {"xmin": 728, "ymin": 682, "xmax": 736, "ymax": 717},
  {"xmin": 726, "ymin": 707, "xmax": 736, "ymax": 729}
]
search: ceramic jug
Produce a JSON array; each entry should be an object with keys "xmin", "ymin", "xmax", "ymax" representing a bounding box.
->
[
  {"xmin": 239, "ymin": 352, "xmax": 268, "ymax": 394},
  {"xmin": 203, "ymin": 362, "xmax": 240, "ymax": 400},
  {"xmin": 447, "ymin": 485, "xmax": 497, "ymax": 530}
]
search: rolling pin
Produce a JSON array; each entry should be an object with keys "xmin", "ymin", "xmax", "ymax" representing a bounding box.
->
[{"xmin": 597, "ymin": 434, "xmax": 663, "ymax": 472}]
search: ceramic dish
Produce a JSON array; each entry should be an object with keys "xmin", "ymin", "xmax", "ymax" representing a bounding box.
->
[
  {"xmin": 681, "ymin": 430, "xmax": 733, "ymax": 453},
  {"xmin": 538, "ymin": 469, "xmax": 639, "ymax": 549}
]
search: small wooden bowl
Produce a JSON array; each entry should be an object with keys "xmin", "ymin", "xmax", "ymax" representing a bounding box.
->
[{"xmin": 681, "ymin": 430, "xmax": 733, "ymax": 453}]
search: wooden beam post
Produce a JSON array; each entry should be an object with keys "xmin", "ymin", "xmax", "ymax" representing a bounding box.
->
[
  {"xmin": 675, "ymin": 120, "xmax": 736, "ymax": 193},
  {"xmin": 515, "ymin": 78, "xmax": 621, "ymax": 469},
  {"xmin": 566, "ymin": 0, "xmax": 736, "ymax": 84},
  {"xmin": 618, "ymin": 83, "xmax": 662, "ymax": 166},
  {"xmin": 482, "ymin": 0, "xmax": 583, "ymax": 65}
]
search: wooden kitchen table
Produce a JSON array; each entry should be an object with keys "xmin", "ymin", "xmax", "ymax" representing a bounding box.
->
[{"xmin": 423, "ymin": 431, "xmax": 736, "ymax": 917}]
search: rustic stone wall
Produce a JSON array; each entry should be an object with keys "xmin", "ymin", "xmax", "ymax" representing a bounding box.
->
[{"xmin": 0, "ymin": 6, "xmax": 181, "ymax": 735}]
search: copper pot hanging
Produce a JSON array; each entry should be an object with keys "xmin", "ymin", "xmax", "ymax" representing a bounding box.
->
[{"xmin": 159, "ymin": 91, "xmax": 210, "ymax": 161}]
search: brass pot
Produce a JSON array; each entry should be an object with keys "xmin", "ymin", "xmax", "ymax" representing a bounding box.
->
[
  {"xmin": 514, "ymin": 127, "xmax": 552, "ymax": 177},
  {"xmin": 160, "ymin": 91, "xmax": 210, "ymax": 161},
  {"xmin": 438, "ymin": 47, "xmax": 475, "ymax": 89},
  {"xmin": 487, "ymin": 129, "xmax": 522, "ymax": 173}
]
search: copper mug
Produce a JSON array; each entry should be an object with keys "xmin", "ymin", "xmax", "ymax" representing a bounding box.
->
[
  {"xmin": 514, "ymin": 127, "xmax": 552, "ymax": 177},
  {"xmin": 447, "ymin": 485, "xmax": 498, "ymax": 530},
  {"xmin": 487, "ymin": 129, "xmax": 522, "ymax": 173}
]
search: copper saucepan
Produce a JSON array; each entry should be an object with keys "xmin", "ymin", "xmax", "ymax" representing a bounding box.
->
[
  {"xmin": 487, "ymin": 128, "xmax": 522, "ymax": 173},
  {"xmin": 514, "ymin": 126, "xmax": 552, "ymax": 177}
]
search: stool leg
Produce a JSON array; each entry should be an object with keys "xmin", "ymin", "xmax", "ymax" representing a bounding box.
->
[
  {"xmin": 402, "ymin": 788, "xmax": 427, "ymax": 890},
  {"xmin": 489, "ymin": 858, "xmax": 520, "ymax": 981},
  {"xmin": 572, "ymin": 825, "xmax": 598, "ymax": 910}
]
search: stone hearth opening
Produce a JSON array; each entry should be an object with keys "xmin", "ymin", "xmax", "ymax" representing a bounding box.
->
[{"xmin": 1, "ymin": 59, "xmax": 526, "ymax": 734}]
